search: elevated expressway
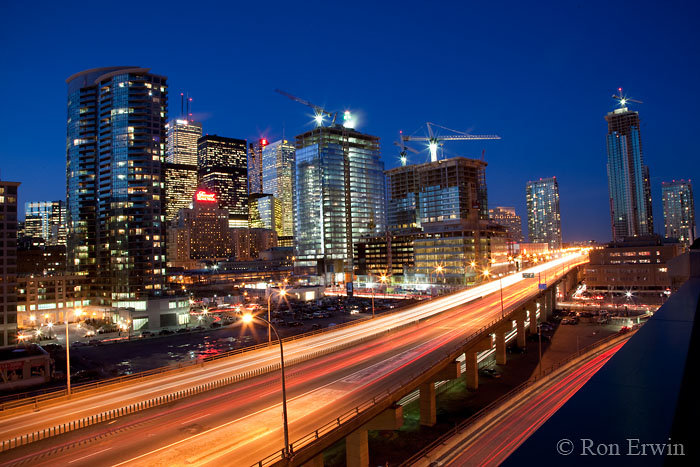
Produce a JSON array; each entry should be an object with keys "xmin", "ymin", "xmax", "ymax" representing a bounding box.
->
[{"xmin": 0, "ymin": 252, "xmax": 588, "ymax": 467}]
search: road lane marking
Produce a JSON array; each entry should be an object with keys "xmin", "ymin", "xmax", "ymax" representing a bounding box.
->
[
  {"xmin": 179, "ymin": 413, "xmax": 211, "ymax": 425},
  {"xmin": 67, "ymin": 447, "xmax": 112, "ymax": 464}
]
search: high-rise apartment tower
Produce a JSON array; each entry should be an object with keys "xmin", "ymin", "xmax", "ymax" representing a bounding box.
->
[
  {"xmin": 662, "ymin": 180, "xmax": 696, "ymax": 247},
  {"xmin": 606, "ymin": 104, "xmax": 653, "ymax": 241},
  {"xmin": 66, "ymin": 66, "xmax": 168, "ymax": 303},
  {"xmin": 526, "ymin": 177, "xmax": 562, "ymax": 250}
]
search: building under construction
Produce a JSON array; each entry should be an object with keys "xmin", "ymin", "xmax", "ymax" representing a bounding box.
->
[{"xmin": 355, "ymin": 157, "xmax": 508, "ymax": 286}]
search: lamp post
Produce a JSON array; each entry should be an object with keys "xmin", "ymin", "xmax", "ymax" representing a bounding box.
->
[
  {"xmin": 64, "ymin": 307, "xmax": 82, "ymax": 396},
  {"xmin": 483, "ymin": 269, "xmax": 505, "ymax": 318},
  {"xmin": 432, "ymin": 265, "xmax": 444, "ymax": 296},
  {"xmin": 242, "ymin": 313, "xmax": 290, "ymax": 458},
  {"xmin": 379, "ymin": 274, "xmax": 388, "ymax": 301},
  {"xmin": 267, "ymin": 289, "xmax": 288, "ymax": 345}
]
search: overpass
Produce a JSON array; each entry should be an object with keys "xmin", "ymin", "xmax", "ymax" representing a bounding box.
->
[{"xmin": 0, "ymin": 252, "xmax": 588, "ymax": 467}]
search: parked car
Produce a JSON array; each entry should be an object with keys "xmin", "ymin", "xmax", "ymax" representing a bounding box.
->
[
  {"xmin": 71, "ymin": 341, "xmax": 88, "ymax": 347},
  {"xmin": 88, "ymin": 339, "xmax": 101, "ymax": 346},
  {"xmin": 141, "ymin": 331, "xmax": 155, "ymax": 338},
  {"xmin": 176, "ymin": 328, "xmax": 190, "ymax": 333},
  {"xmin": 311, "ymin": 324, "xmax": 322, "ymax": 330},
  {"xmin": 159, "ymin": 329, "xmax": 174, "ymax": 336},
  {"xmin": 288, "ymin": 321, "xmax": 303, "ymax": 327}
]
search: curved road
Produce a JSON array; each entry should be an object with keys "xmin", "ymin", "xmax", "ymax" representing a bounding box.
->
[{"xmin": 0, "ymin": 254, "xmax": 586, "ymax": 467}]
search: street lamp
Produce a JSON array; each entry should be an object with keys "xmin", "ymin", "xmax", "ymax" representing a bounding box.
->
[
  {"xmin": 379, "ymin": 274, "xmax": 388, "ymax": 300},
  {"xmin": 267, "ymin": 289, "xmax": 288, "ymax": 345},
  {"xmin": 64, "ymin": 307, "xmax": 82, "ymax": 396},
  {"xmin": 484, "ymin": 268, "xmax": 505, "ymax": 318},
  {"xmin": 241, "ymin": 313, "xmax": 291, "ymax": 458}
]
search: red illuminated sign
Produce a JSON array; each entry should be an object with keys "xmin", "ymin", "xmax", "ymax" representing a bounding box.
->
[
  {"xmin": 260, "ymin": 138, "xmax": 268, "ymax": 146},
  {"xmin": 195, "ymin": 190, "xmax": 216, "ymax": 202}
]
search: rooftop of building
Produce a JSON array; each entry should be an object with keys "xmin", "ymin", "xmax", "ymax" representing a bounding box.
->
[{"xmin": 385, "ymin": 156, "xmax": 487, "ymax": 174}]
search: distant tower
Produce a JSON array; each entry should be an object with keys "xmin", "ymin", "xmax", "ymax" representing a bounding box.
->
[
  {"xmin": 606, "ymin": 90, "xmax": 653, "ymax": 241},
  {"xmin": 24, "ymin": 200, "xmax": 67, "ymax": 246},
  {"xmin": 164, "ymin": 118, "xmax": 202, "ymax": 221},
  {"xmin": 526, "ymin": 177, "xmax": 562, "ymax": 250},
  {"xmin": 490, "ymin": 206, "xmax": 524, "ymax": 243},
  {"xmin": 197, "ymin": 135, "xmax": 249, "ymax": 228},
  {"xmin": 662, "ymin": 180, "xmax": 696, "ymax": 247},
  {"xmin": 248, "ymin": 139, "xmax": 266, "ymax": 195},
  {"xmin": 262, "ymin": 140, "xmax": 296, "ymax": 246}
]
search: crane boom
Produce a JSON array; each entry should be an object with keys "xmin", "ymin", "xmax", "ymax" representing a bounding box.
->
[
  {"xmin": 402, "ymin": 135, "xmax": 501, "ymax": 141},
  {"xmin": 274, "ymin": 88, "xmax": 334, "ymax": 119},
  {"xmin": 400, "ymin": 121, "xmax": 501, "ymax": 162}
]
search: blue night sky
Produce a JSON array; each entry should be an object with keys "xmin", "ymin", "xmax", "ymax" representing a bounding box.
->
[{"xmin": 1, "ymin": 0, "xmax": 699, "ymax": 242}]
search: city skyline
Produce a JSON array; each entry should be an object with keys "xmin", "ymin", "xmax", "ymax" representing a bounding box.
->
[{"xmin": 1, "ymin": 2, "xmax": 700, "ymax": 243}]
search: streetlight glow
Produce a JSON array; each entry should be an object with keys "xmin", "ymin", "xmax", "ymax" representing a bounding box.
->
[{"xmin": 242, "ymin": 313, "xmax": 253, "ymax": 324}]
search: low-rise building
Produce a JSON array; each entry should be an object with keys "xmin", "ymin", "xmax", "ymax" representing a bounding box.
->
[{"xmin": 584, "ymin": 236, "xmax": 681, "ymax": 303}]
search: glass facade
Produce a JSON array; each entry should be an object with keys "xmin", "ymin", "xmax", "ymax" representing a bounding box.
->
[
  {"xmin": 526, "ymin": 177, "xmax": 562, "ymax": 250},
  {"xmin": 164, "ymin": 119, "xmax": 201, "ymax": 221},
  {"xmin": 197, "ymin": 135, "xmax": 248, "ymax": 228},
  {"xmin": 489, "ymin": 206, "xmax": 524, "ymax": 243},
  {"xmin": 262, "ymin": 140, "xmax": 295, "ymax": 245},
  {"xmin": 66, "ymin": 67, "xmax": 168, "ymax": 302},
  {"xmin": 24, "ymin": 200, "xmax": 67, "ymax": 246},
  {"xmin": 386, "ymin": 158, "xmax": 488, "ymax": 231},
  {"xmin": 0, "ymin": 181, "xmax": 19, "ymax": 345},
  {"xmin": 606, "ymin": 107, "xmax": 654, "ymax": 241},
  {"xmin": 295, "ymin": 127, "xmax": 385, "ymax": 280},
  {"xmin": 249, "ymin": 194, "xmax": 281, "ymax": 232},
  {"xmin": 662, "ymin": 180, "xmax": 696, "ymax": 247}
]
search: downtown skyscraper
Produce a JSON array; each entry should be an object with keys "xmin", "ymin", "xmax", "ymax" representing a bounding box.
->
[
  {"xmin": 662, "ymin": 180, "xmax": 696, "ymax": 247},
  {"xmin": 295, "ymin": 126, "xmax": 386, "ymax": 283},
  {"xmin": 24, "ymin": 200, "xmax": 67, "ymax": 246},
  {"xmin": 66, "ymin": 66, "xmax": 168, "ymax": 303},
  {"xmin": 262, "ymin": 139, "xmax": 295, "ymax": 246},
  {"xmin": 606, "ymin": 104, "xmax": 654, "ymax": 241},
  {"xmin": 164, "ymin": 117, "xmax": 202, "ymax": 221},
  {"xmin": 526, "ymin": 177, "xmax": 562, "ymax": 250},
  {"xmin": 489, "ymin": 206, "xmax": 524, "ymax": 243},
  {"xmin": 197, "ymin": 135, "xmax": 248, "ymax": 228}
]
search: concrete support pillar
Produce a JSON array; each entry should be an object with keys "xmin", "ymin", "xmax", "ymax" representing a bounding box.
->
[
  {"xmin": 465, "ymin": 351, "xmax": 479, "ymax": 390},
  {"xmin": 346, "ymin": 429, "xmax": 369, "ymax": 467},
  {"xmin": 528, "ymin": 308, "xmax": 538, "ymax": 334},
  {"xmin": 419, "ymin": 382, "xmax": 436, "ymax": 427},
  {"xmin": 495, "ymin": 330, "xmax": 507, "ymax": 365},
  {"xmin": 346, "ymin": 405, "xmax": 403, "ymax": 467},
  {"xmin": 516, "ymin": 318, "xmax": 526, "ymax": 348},
  {"xmin": 305, "ymin": 454, "xmax": 324, "ymax": 467}
]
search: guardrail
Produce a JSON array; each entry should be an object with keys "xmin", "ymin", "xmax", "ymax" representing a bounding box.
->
[
  {"xmin": 1, "ymin": 257, "xmax": 586, "ymax": 455},
  {"xmin": 0, "ymin": 296, "xmax": 425, "ymax": 412},
  {"xmin": 398, "ymin": 328, "xmax": 636, "ymax": 466},
  {"xmin": 251, "ymin": 258, "xmax": 587, "ymax": 467}
]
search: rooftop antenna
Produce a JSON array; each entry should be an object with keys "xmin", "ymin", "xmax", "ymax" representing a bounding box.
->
[
  {"xmin": 188, "ymin": 97, "xmax": 193, "ymax": 121},
  {"xmin": 612, "ymin": 87, "xmax": 643, "ymax": 109},
  {"xmin": 180, "ymin": 93, "xmax": 184, "ymax": 119}
]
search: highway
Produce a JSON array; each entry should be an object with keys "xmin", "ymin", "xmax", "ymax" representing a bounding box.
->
[
  {"xmin": 409, "ymin": 336, "xmax": 626, "ymax": 467},
  {"xmin": 0, "ymin": 253, "xmax": 587, "ymax": 467}
]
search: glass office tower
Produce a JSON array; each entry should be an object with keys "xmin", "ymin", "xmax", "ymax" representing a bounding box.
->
[
  {"xmin": 66, "ymin": 66, "xmax": 168, "ymax": 303},
  {"xmin": 197, "ymin": 135, "xmax": 249, "ymax": 228},
  {"xmin": 295, "ymin": 127, "xmax": 385, "ymax": 283},
  {"xmin": 662, "ymin": 180, "xmax": 696, "ymax": 247},
  {"xmin": 24, "ymin": 200, "xmax": 67, "ymax": 246},
  {"xmin": 526, "ymin": 177, "xmax": 562, "ymax": 250},
  {"xmin": 262, "ymin": 139, "xmax": 295, "ymax": 246},
  {"xmin": 164, "ymin": 118, "xmax": 202, "ymax": 221},
  {"xmin": 606, "ymin": 106, "xmax": 654, "ymax": 241}
]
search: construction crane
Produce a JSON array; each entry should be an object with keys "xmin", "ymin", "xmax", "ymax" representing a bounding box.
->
[
  {"xmin": 612, "ymin": 87, "xmax": 643, "ymax": 108},
  {"xmin": 274, "ymin": 89, "xmax": 337, "ymax": 126},
  {"xmin": 400, "ymin": 122, "xmax": 500, "ymax": 162},
  {"xmin": 394, "ymin": 130, "xmax": 420, "ymax": 166}
]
